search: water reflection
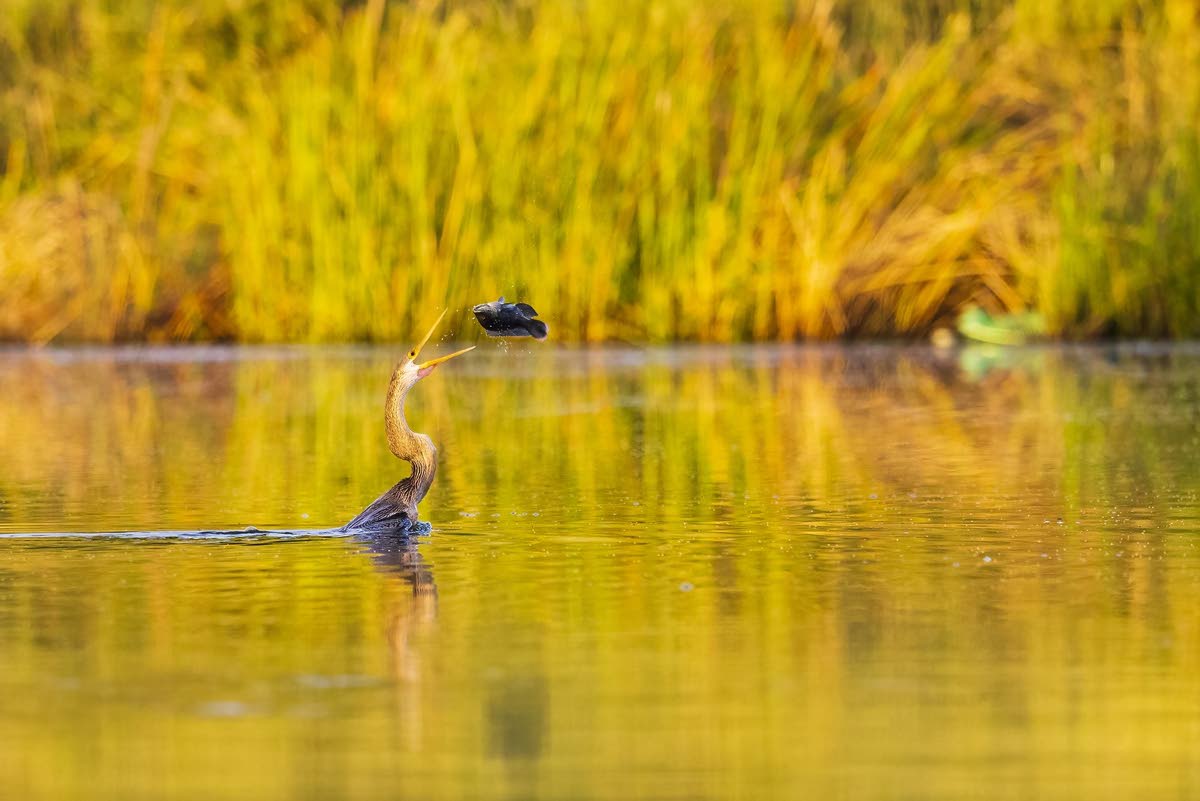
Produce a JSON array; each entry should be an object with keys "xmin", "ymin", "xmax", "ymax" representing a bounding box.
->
[
  {"xmin": 0, "ymin": 345, "xmax": 1197, "ymax": 800},
  {"xmin": 357, "ymin": 532, "xmax": 439, "ymax": 600},
  {"xmin": 356, "ymin": 532, "xmax": 439, "ymax": 680}
]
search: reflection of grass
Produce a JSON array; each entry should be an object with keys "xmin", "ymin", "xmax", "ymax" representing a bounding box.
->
[
  {"xmin": 0, "ymin": 348, "xmax": 1198, "ymax": 799},
  {"xmin": 0, "ymin": 346, "xmax": 1193, "ymax": 535},
  {"xmin": 0, "ymin": 1, "xmax": 1198, "ymax": 343}
]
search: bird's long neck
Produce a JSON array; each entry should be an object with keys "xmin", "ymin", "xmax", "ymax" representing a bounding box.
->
[{"xmin": 385, "ymin": 369, "xmax": 438, "ymax": 503}]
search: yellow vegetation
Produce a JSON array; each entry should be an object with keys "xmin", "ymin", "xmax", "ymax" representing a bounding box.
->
[{"xmin": 0, "ymin": 1, "xmax": 1198, "ymax": 342}]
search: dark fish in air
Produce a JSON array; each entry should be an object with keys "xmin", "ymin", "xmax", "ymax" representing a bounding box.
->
[{"xmin": 471, "ymin": 297, "xmax": 549, "ymax": 340}]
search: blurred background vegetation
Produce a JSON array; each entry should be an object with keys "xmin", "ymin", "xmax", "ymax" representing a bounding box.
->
[{"xmin": 0, "ymin": 0, "xmax": 1197, "ymax": 343}]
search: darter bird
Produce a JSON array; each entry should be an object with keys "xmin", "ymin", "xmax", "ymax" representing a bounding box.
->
[{"xmin": 344, "ymin": 310, "xmax": 473, "ymax": 533}]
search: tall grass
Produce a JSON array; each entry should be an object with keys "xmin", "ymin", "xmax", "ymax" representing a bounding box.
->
[{"xmin": 0, "ymin": 0, "xmax": 1197, "ymax": 342}]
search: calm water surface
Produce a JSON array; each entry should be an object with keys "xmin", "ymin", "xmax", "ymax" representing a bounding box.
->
[{"xmin": 1, "ymin": 344, "xmax": 1198, "ymax": 800}]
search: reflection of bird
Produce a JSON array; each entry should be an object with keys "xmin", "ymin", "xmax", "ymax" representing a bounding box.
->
[
  {"xmin": 353, "ymin": 530, "xmax": 439, "ymax": 723},
  {"xmin": 344, "ymin": 311, "xmax": 473, "ymax": 533}
]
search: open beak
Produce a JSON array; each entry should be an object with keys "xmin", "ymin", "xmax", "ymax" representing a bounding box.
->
[
  {"xmin": 418, "ymin": 345, "xmax": 475, "ymax": 370},
  {"xmin": 409, "ymin": 309, "xmax": 475, "ymax": 376}
]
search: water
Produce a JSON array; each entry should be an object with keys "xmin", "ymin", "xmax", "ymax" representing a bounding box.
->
[{"xmin": 1, "ymin": 344, "xmax": 1198, "ymax": 800}]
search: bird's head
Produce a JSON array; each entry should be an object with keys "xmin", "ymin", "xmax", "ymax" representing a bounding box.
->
[{"xmin": 401, "ymin": 309, "xmax": 474, "ymax": 382}]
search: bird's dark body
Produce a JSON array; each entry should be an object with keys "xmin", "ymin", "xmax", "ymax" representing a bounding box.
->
[
  {"xmin": 342, "ymin": 478, "xmax": 424, "ymax": 534},
  {"xmin": 472, "ymin": 297, "xmax": 548, "ymax": 340},
  {"xmin": 343, "ymin": 465, "xmax": 435, "ymax": 535}
]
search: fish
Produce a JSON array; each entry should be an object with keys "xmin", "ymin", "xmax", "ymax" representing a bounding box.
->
[{"xmin": 471, "ymin": 297, "xmax": 549, "ymax": 340}]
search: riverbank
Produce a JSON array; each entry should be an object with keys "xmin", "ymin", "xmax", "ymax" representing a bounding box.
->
[{"xmin": 1, "ymin": 1, "xmax": 1197, "ymax": 343}]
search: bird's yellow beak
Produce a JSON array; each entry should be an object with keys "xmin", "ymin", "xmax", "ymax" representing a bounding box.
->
[
  {"xmin": 408, "ymin": 309, "xmax": 475, "ymax": 372},
  {"xmin": 419, "ymin": 345, "xmax": 475, "ymax": 369}
]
